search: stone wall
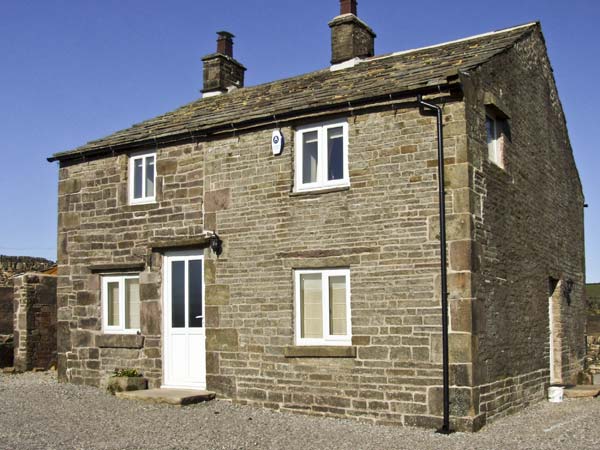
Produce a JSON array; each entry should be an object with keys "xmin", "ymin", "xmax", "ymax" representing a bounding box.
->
[
  {"xmin": 0, "ymin": 255, "xmax": 54, "ymax": 287},
  {"xmin": 0, "ymin": 256, "xmax": 54, "ymax": 368},
  {"xmin": 13, "ymin": 273, "xmax": 58, "ymax": 371},
  {"xmin": 462, "ymin": 28, "xmax": 586, "ymax": 423}
]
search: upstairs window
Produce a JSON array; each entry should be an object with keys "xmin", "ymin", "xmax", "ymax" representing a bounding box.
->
[
  {"xmin": 129, "ymin": 151, "xmax": 156, "ymax": 204},
  {"xmin": 294, "ymin": 269, "xmax": 351, "ymax": 346},
  {"xmin": 485, "ymin": 113, "xmax": 508, "ymax": 169},
  {"xmin": 102, "ymin": 275, "xmax": 140, "ymax": 334},
  {"xmin": 295, "ymin": 120, "xmax": 349, "ymax": 192}
]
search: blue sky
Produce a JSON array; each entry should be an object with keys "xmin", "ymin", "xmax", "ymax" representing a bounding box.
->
[{"xmin": 1, "ymin": 0, "xmax": 598, "ymax": 281}]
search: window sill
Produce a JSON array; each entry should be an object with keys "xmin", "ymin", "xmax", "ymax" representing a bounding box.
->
[
  {"xmin": 97, "ymin": 334, "xmax": 144, "ymax": 349},
  {"xmin": 487, "ymin": 160, "xmax": 510, "ymax": 176},
  {"xmin": 129, "ymin": 197, "xmax": 156, "ymax": 206},
  {"xmin": 284, "ymin": 345, "xmax": 356, "ymax": 358},
  {"xmin": 289, "ymin": 185, "xmax": 350, "ymax": 197}
]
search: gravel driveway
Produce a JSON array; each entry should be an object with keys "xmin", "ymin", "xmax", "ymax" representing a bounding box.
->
[{"xmin": 0, "ymin": 372, "xmax": 598, "ymax": 450}]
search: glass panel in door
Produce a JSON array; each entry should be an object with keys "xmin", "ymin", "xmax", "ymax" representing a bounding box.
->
[
  {"xmin": 171, "ymin": 260, "xmax": 185, "ymax": 328},
  {"xmin": 188, "ymin": 259, "xmax": 203, "ymax": 327}
]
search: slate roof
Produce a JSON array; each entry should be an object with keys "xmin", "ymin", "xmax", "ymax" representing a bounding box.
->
[{"xmin": 49, "ymin": 22, "xmax": 538, "ymax": 162}]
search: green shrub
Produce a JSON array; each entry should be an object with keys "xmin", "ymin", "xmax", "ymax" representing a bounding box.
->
[{"xmin": 112, "ymin": 368, "xmax": 142, "ymax": 377}]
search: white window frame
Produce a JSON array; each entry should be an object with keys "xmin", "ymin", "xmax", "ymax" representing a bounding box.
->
[
  {"xmin": 294, "ymin": 120, "xmax": 349, "ymax": 192},
  {"xmin": 294, "ymin": 268, "xmax": 352, "ymax": 346},
  {"xmin": 101, "ymin": 274, "xmax": 140, "ymax": 334},
  {"xmin": 128, "ymin": 151, "xmax": 156, "ymax": 204},
  {"xmin": 486, "ymin": 114, "xmax": 505, "ymax": 168}
]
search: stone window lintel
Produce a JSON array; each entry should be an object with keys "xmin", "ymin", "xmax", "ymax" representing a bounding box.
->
[{"xmin": 484, "ymin": 92, "xmax": 510, "ymax": 119}]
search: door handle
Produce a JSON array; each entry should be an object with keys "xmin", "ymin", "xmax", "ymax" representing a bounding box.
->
[{"xmin": 195, "ymin": 316, "xmax": 203, "ymax": 319}]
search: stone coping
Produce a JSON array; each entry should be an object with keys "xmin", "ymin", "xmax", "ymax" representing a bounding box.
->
[
  {"xmin": 284, "ymin": 346, "xmax": 356, "ymax": 358},
  {"xmin": 97, "ymin": 334, "xmax": 144, "ymax": 349}
]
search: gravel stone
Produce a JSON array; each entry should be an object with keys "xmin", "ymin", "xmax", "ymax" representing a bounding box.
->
[{"xmin": 0, "ymin": 372, "xmax": 599, "ymax": 450}]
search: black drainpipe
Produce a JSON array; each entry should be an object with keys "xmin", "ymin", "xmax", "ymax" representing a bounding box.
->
[{"xmin": 417, "ymin": 94, "xmax": 452, "ymax": 434}]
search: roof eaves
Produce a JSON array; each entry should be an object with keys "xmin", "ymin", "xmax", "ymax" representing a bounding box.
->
[{"xmin": 48, "ymin": 79, "xmax": 461, "ymax": 163}]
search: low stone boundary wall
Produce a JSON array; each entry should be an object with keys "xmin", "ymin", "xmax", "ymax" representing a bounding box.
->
[
  {"xmin": 0, "ymin": 286, "xmax": 14, "ymax": 367},
  {"xmin": 13, "ymin": 274, "xmax": 57, "ymax": 371}
]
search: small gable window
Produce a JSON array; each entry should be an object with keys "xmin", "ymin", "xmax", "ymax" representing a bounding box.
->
[
  {"xmin": 485, "ymin": 110, "xmax": 509, "ymax": 169},
  {"xmin": 102, "ymin": 275, "xmax": 141, "ymax": 334},
  {"xmin": 295, "ymin": 120, "xmax": 349, "ymax": 192},
  {"xmin": 129, "ymin": 151, "xmax": 156, "ymax": 204}
]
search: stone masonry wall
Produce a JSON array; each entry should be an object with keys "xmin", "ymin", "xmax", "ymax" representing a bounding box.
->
[
  {"xmin": 56, "ymin": 142, "xmax": 204, "ymax": 387},
  {"xmin": 13, "ymin": 273, "xmax": 58, "ymax": 371},
  {"xmin": 201, "ymin": 99, "xmax": 475, "ymax": 430},
  {"xmin": 463, "ymin": 28, "xmax": 586, "ymax": 423},
  {"xmin": 56, "ymin": 95, "xmax": 482, "ymax": 430},
  {"xmin": 0, "ymin": 256, "xmax": 54, "ymax": 368}
]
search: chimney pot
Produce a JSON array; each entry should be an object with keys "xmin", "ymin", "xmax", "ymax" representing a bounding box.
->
[
  {"xmin": 340, "ymin": 0, "xmax": 357, "ymax": 15},
  {"xmin": 216, "ymin": 31, "xmax": 234, "ymax": 57}
]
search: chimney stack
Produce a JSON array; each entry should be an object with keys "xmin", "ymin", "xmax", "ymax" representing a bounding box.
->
[
  {"xmin": 329, "ymin": 0, "xmax": 376, "ymax": 65},
  {"xmin": 202, "ymin": 31, "xmax": 246, "ymax": 97}
]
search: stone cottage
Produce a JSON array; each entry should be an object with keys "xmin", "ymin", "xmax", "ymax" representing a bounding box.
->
[{"xmin": 48, "ymin": 1, "xmax": 585, "ymax": 431}]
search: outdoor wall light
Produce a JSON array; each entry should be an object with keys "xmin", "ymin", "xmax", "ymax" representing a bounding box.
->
[
  {"xmin": 563, "ymin": 278, "xmax": 574, "ymax": 306},
  {"xmin": 209, "ymin": 234, "xmax": 223, "ymax": 256}
]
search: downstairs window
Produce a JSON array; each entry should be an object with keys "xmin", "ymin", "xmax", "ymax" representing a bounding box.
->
[
  {"xmin": 101, "ymin": 275, "xmax": 140, "ymax": 334},
  {"xmin": 294, "ymin": 268, "xmax": 351, "ymax": 346}
]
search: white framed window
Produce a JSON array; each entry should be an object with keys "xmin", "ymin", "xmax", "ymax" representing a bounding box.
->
[
  {"xmin": 294, "ymin": 268, "xmax": 351, "ymax": 346},
  {"xmin": 129, "ymin": 151, "xmax": 156, "ymax": 204},
  {"xmin": 294, "ymin": 120, "xmax": 349, "ymax": 192},
  {"xmin": 486, "ymin": 114, "xmax": 506, "ymax": 168},
  {"xmin": 101, "ymin": 275, "xmax": 141, "ymax": 334}
]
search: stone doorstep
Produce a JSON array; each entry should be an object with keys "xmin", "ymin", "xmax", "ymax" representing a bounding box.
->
[
  {"xmin": 563, "ymin": 385, "xmax": 600, "ymax": 399},
  {"xmin": 116, "ymin": 388, "xmax": 216, "ymax": 406}
]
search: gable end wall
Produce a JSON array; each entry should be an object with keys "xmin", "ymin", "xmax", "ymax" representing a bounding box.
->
[{"xmin": 463, "ymin": 28, "xmax": 586, "ymax": 423}]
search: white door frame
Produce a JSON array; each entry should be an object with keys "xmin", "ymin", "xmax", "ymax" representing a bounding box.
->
[
  {"xmin": 549, "ymin": 293, "xmax": 556, "ymax": 383},
  {"xmin": 162, "ymin": 249, "xmax": 206, "ymax": 389},
  {"xmin": 548, "ymin": 279, "xmax": 562, "ymax": 385}
]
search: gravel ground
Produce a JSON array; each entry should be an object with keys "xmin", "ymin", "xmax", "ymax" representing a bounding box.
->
[{"xmin": 0, "ymin": 372, "xmax": 599, "ymax": 450}]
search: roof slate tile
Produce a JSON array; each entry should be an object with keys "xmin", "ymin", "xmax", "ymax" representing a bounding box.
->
[{"xmin": 50, "ymin": 23, "xmax": 537, "ymax": 161}]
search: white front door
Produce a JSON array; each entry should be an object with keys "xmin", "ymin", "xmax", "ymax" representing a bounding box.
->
[{"xmin": 163, "ymin": 250, "xmax": 206, "ymax": 389}]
